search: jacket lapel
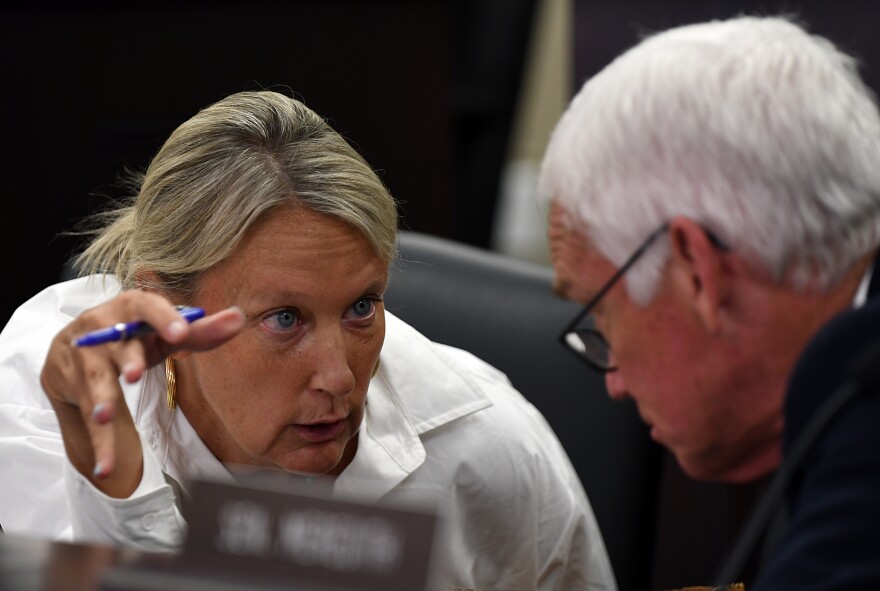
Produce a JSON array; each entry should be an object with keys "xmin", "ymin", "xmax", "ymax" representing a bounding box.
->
[{"xmin": 868, "ymin": 255, "xmax": 880, "ymax": 300}]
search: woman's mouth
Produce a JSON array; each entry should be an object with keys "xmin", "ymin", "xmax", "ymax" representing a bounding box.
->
[{"xmin": 293, "ymin": 419, "xmax": 346, "ymax": 443}]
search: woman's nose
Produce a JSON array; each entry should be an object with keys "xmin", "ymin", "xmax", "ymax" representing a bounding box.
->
[{"xmin": 307, "ymin": 327, "xmax": 356, "ymax": 396}]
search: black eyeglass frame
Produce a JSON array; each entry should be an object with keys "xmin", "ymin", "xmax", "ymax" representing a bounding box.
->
[
  {"xmin": 559, "ymin": 222, "xmax": 730, "ymax": 373},
  {"xmin": 558, "ymin": 223, "xmax": 671, "ymax": 373}
]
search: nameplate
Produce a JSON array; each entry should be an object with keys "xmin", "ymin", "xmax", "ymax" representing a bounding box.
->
[
  {"xmin": 99, "ymin": 473, "xmax": 438, "ymax": 591},
  {"xmin": 182, "ymin": 474, "xmax": 438, "ymax": 591}
]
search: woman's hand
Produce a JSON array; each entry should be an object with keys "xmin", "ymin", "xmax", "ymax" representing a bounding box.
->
[{"xmin": 40, "ymin": 289, "xmax": 245, "ymax": 498}]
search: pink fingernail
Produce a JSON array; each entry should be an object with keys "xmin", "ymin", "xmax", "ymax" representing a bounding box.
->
[
  {"xmin": 167, "ymin": 320, "xmax": 186, "ymax": 338},
  {"xmin": 93, "ymin": 462, "xmax": 105, "ymax": 478},
  {"xmin": 121, "ymin": 362, "xmax": 140, "ymax": 382},
  {"xmin": 92, "ymin": 404, "xmax": 107, "ymax": 423}
]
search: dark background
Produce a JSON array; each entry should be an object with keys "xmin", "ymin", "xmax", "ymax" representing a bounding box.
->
[
  {"xmin": 2, "ymin": 1, "xmax": 879, "ymax": 588},
  {"xmin": 574, "ymin": 0, "xmax": 880, "ymax": 95},
  {"xmin": 3, "ymin": 1, "xmax": 879, "ymax": 327},
  {"xmin": 0, "ymin": 0, "xmax": 536, "ymax": 327}
]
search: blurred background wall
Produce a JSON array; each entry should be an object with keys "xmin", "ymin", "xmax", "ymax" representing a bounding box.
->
[
  {"xmin": 0, "ymin": 0, "xmax": 537, "ymax": 328},
  {"xmin": 6, "ymin": 0, "xmax": 878, "ymax": 325}
]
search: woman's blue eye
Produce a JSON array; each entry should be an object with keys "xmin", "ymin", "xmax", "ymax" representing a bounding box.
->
[
  {"xmin": 351, "ymin": 298, "xmax": 375, "ymax": 318},
  {"xmin": 276, "ymin": 310, "xmax": 296, "ymax": 328},
  {"xmin": 264, "ymin": 309, "xmax": 299, "ymax": 331}
]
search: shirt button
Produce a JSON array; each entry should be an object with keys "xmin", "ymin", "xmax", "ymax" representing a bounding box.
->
[
  {"xmin": 148, "ymin": 429, "xmax": 158, "ymax": 449},
  {"xmin": 142, "ymin": 512, "xmax": 158, "ymax": 531}
]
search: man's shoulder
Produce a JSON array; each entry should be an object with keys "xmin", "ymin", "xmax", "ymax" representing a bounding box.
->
[
  {"xmin": 785, "ymin": 297, "xmax": 880, "ymax": 446},
  {"xmin": 767, "ymin": 297, "xmax": 880, "ymax": 583}
]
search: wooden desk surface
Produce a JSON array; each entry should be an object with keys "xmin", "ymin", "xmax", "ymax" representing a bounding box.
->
[
  {"xmin": 0, "ymin": 533, "xmax": 143, "ymax": 591},
  {"xmin": 0, "ymin": 533, "xmax": 360, "ymax": 591}
]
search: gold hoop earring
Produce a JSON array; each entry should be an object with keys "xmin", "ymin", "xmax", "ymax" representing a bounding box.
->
[{"xmin": 165, "ymin": 357, "xmax": 177, "ymax": 411}]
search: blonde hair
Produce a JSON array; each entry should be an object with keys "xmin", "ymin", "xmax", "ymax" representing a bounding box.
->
[{"xmin": 74, "ymin": 90, "xmax": 398, "ymax": 296}]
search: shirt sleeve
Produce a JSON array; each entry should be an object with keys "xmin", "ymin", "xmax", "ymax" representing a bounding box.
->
[
  {"xmin": 415, "ymin": 393, "xmax": 618, "ymax": 591},
  {"xmin": 483, "ymin": 374, "xmax": 618, "ymax": 591},
  {"xmin": 533, "ymin": 448, "xmax": 618, "ymax": 591},
  {"xmin": 67, "ymin": 429, "xmax": 187, "ymax": 552}
]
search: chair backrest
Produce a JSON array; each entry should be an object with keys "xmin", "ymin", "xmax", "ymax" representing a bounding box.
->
[{"xmin": 384, "ymin": 231, "xmax": 663, "ymax": 591}]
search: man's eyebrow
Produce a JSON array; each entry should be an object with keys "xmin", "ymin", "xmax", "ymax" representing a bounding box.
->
[{"xmin": 552, "ymin": 276, "xmax": 574, "ymax": 301}]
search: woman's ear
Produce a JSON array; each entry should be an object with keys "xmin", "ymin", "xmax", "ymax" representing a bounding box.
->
[
  {"xmin": 134, "ymin": 270, "xmax": 164, "ymax": 294},
  {"xmin": 667, "ymin": 216, "xmax": 729, "ymax": 334},
  {"xmin": 134, "ymin": 271, "xmax": 193, "ymax": 361}
]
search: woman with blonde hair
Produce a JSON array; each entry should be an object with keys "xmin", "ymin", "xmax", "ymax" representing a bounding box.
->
[{"xmin": 0, "ymin": 90, "xmax": 615, "ymax": 590}]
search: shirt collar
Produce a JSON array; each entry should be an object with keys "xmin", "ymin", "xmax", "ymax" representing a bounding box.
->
[
  {"xmin": 131, "ymin": 365, "xmax": 232, "ymax": 488},
  {"xmin": 131, "ymin": 311, "xmax": 492, "ymax": 503},
  {"xmin": 373, "ymin": 312, "xmax": 493, "ymax": 434},
  {"xmin": 334, "ymin": 312, "xmax": 492, "ymax": 501},
  {"xmin": 854, "ymin": 256, "xmax": 878, "ymax": 308}
]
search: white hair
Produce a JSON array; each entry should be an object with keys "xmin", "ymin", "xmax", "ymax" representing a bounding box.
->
[{"xmin": 538, "ymin": 15, "xmax": 880, "ymax": 305}]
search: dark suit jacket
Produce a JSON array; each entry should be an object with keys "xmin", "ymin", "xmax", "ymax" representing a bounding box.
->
[{"xmin": 751, "ymin": 274, "xmax": 880, "ymax": 589}]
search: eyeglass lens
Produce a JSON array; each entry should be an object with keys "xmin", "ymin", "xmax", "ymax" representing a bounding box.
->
[{"xmin": 564, "ymin": 330, "xmax": 612, "ymax": 369}]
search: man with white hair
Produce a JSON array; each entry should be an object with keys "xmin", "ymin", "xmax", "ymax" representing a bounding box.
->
[{"xmin": 539, "ymin": 15, "xmax": 880, "ymax": 588}]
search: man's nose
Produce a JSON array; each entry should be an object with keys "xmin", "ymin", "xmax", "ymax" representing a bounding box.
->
[{"xmin": 604, "ymin": 355, "xmax": 629, "ymax": 400}]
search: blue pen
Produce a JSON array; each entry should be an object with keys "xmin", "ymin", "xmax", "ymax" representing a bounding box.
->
[{"xmin": 72, "ymin": 306, "xmax": 206, "ymax": 347}]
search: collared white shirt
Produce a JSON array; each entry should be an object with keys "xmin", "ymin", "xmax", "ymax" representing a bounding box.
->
[{"xmin": 0, "ymin": 276, "xmax": 616, "ymax": 591}]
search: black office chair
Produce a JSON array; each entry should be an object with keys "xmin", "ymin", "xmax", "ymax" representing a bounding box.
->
[{"xmin": 384, "ymin": 231, "xmax": 663, "ymax": 591}]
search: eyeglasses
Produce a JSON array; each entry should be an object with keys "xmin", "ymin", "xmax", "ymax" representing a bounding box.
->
[
  {"xmin": 559, "ymin": 223, "xmax": 670, "ymax": 373},
  {"xmin": 560, "ymin": 223, "xmax": 729, "ymax": 373}
]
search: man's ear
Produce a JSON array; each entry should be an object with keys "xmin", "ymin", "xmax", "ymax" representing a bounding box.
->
[{"xmin": 667, "ymin": 216, "xmax": 729, "ymax": 333}]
